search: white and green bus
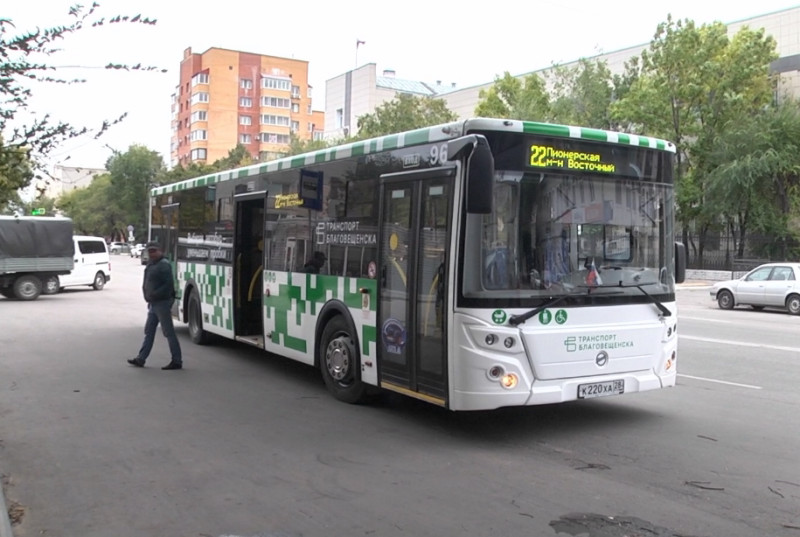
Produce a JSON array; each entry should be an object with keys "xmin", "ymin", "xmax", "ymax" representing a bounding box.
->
[{"xmin": 150, "ymin": 118, "xmax": 685, "ymax": 411}]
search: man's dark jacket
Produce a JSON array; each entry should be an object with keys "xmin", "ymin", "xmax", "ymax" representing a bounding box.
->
[{"xmin": 143, "ymin": 257, "xmax": 175, "ymax": 303}]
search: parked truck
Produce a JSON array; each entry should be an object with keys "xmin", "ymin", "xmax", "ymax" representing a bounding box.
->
[{"xmin": 0, "ymin": 215, "xmax": 75, "ymax": 300}]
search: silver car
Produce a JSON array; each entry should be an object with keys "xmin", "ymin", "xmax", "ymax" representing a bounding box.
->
[{"xmin": 710, "ymin": 262, "xmax": 800, "ymax": 314}]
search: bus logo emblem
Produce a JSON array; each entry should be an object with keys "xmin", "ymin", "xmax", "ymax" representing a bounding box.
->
[{"xmin": 596, "ymin": 351, "xmax": 609, "ymax": 367}]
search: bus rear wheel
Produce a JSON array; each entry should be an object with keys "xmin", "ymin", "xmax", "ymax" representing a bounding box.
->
[
  {"xmin": 188, "ymin": 290, "xmax": 211, "ymax": 344},
  {"xmin": 319, "ymin": 316, "xmax": 366, "ymax": 404}
]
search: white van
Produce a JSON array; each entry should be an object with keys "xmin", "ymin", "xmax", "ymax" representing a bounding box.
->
[{"xmin": 42, "ymin": 235, "xmax": 111, "ymax": 294}]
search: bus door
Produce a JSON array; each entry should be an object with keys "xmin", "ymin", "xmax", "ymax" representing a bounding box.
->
[
  {"xmin": 233, "ymin": 191, "xmax": 267, "ymax": 346},
  {"xmin": 158, "ymin": 203, "xmax": 180, "ymax": 314},
  {"xmin": 378, "ymin": 167, "xmax": 454, "ymax": 404}
]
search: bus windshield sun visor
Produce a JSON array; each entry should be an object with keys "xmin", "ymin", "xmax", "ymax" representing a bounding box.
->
[{"xmin": 447, "ymin": 134, "xmax": 494, "ymax": 214}]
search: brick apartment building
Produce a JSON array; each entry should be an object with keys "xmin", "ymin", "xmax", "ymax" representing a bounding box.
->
[{"xmin": 170, "ymin": 47, "xmax": 325, "ymax": 168}]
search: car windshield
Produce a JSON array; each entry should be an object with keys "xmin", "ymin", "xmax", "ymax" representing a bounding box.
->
[{"xmin": 462, "ymin": 170, "xmax": 676, "ymax": 300}]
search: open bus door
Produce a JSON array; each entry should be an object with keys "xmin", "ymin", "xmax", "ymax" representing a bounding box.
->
[
  {"xmin": 378, "ymin": 167, "xmax": 454, "ymax": 405},
  {"xmin": 233, "ymin": 191, "xmax": 267, "ymax": 347}
]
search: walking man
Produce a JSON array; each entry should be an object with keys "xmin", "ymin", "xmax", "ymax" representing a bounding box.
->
[{"xmin": 127, "ymin": 242, "xmax": 183, "ymax": 370}]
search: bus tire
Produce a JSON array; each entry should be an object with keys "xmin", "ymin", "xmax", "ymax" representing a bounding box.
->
[
  {"xmin": 716, "ymin": 289, "xmax": 734, "ymax": 310},
  {"xmin": 319, "ymin": 315, "xmax": 366, "ymax": 404},
  {"xmin": 92, "ymin": 272, "xmax": 106, "ymax": 290},
  {"xmin": 13, "ymin": 275, "xmax": 42, "ymax": 301},
  {"xmin": 188, "ymin": 290, "xmax": 211, "ymax": 345},
  {"xmin": 786, "ymin": 294, "xmax": 800, "ymax": 315}
]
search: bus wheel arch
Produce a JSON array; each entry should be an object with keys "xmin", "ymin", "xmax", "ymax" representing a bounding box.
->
[
  {"xmin": 186, "ymin": 285, "xmax": 211, "ymax": 345},
  {"xmin": 317, "ymin": 305, "xmax": 366, "ymax": 404}
]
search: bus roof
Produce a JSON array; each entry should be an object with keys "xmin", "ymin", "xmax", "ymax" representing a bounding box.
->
[{"xmin": 152, "ymin": 118, "xmax": 676, "ymax": 196}]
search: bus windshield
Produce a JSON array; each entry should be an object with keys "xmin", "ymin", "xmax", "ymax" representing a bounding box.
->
[{"xmin": 463, "ymin": 170, "xmax": 676, "ymax": 300}]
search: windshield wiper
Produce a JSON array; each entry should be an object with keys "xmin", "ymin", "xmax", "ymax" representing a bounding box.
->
[
  {"xmin": 509, "ymin": 293, "xmax": 574, "ymax": 327},
  {"xmin": 576, "ymin": 281, "xmax": 671, "ymax": 317},
  {"xmin": 508, "ymin": 287, "xmax": 623, "ymax": 326}
]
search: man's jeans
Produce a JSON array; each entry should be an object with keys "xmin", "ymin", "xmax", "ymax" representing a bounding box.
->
[{"xmin": 136, "ymin": 299, "xmax": 182, "ymax": 365}]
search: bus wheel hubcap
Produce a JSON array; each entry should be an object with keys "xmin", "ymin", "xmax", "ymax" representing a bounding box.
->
[{"xmin": 326, "ymin": 337, "xmax": 352, "ymax": 381}]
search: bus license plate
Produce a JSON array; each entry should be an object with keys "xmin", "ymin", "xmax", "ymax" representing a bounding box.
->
[{"xmin": 578, "ymin": 380, "xmax": 624, "ymax": 399}]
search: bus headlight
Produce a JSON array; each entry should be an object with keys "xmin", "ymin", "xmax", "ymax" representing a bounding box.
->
[
  {"xmin": 485, "ymin": 334, "xmax": 497, "ymax": 345},
  {"xmin": 500, "ymin": 373, "xmax": 518, "ymax": 389}
]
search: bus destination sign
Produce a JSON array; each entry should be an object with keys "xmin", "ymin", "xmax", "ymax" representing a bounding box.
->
[{"xmin": 528, "ymin": 142, "xmax": 616, "ymax": 174}]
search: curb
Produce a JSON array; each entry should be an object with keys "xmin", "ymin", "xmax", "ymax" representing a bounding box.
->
[{"xmin": 0, "ymin": 476, "xmax": 12, "ymax": 537}]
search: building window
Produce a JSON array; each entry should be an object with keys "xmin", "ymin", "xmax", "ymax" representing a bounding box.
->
[
  {"xmin": 308, "ymin": 122, "xmax": 314, "ymax": 132},
  {"xmin": 190, "ymin": 110, "xmax": 207, "ymax": 123},
  {"xmin": 191, "ymin": 73, "xmax": 209, "ymax": 86},
  {"xmin": 261, "ymin": 77, "xmax": 291, "ymax": 91},
  {"xmin": 260, "ymin": 96, "xmax": 291, "ymax": 108},
  {"xmin": 240, "ymin": 134, "xmax": 252, "ymax": 144},
  {"xmin": 260, "ymin": 114, "xmax": 290, "ymax": 126},
  {"xmin": 241, "ymin": 78, "xmax": 253, "ymax": 89},
  {"xmin": 260, "ymin": 132, "xmax": 290, "ymax": 144},
  {"xmin": 190, "ymin": 148, "xmax": 207, "ymax": 161},
  {"xmin": 240, "ymin": 97, "xmax": 252, "ymax": 107},
  {"xmin": 307, "ymin": 86, "xmax": 312, "ymax": 98},
  {"xmin": 190, "ymin": 129, "xmax": 207, "ymax": 141},
  {"xmin": 336, "ymin": 108, "xmax": 344, "ymax": 128},
  {"xmin": 240, "ymin": 115, "xmax": 252, "ymax": 126},
  {"xmin": 291, "ymin": 121, "xmax": 299, "ymax": 133},
  {"xmin": 291, "ymin": 85, "xmax": 301, "ymax": 98},
  {"xmin": 190, "ymin": 92, "xmax": 209, "ymax": 105},
  {"xmin": 307, "ymin": 104, "xmax": 312, "ymax": 114},
  {"xmin": 291, "ymin": 103, "xmax": 300, "ymax": 113},
  {"xmin": 312, "ymin": 131, "xmax": 324, "ymax": 141}
]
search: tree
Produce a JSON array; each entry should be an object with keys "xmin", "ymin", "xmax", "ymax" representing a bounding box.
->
[
  {"xmin": 286, "ymin": 133, "xmax": 330, "ymax": 156},
  {"xmin": 356, "ymin": 93, "xmax": 458, "ymax": 139},
  {"xmin": 547, "ymin": 58, "xmax": 614, "ymax": 129},
  {"xmin": 0, "ymin": 4, "xmax": 163, "ymax": 205},
  {"xmin": 612, "ymin": 16, "xmax": 778, "ymax": 265},
  {"xmin": 706, "ymin": 103, "xmax": 800, "ymax": 260},
  {"xmin": 59, "ymin": 173, "xmax": 125, "ymax": 238},
  {"xmin": 474, "ymin": 72, "xmax": 551, "ymax": 121},
  {"xmin": 215, "ymin": 144, "xmax": 254, "ymax": 170},
  {"xmin": 106, "ymin": 145, "xmax": 164, "ymax": 239}
]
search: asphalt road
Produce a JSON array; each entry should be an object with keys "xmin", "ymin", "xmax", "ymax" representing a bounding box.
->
[{"xmin": 0, "ymin": 261, "xmax": 799, "ymax": 537}]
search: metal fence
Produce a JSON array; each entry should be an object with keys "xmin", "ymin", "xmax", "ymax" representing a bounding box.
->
[{"xmin": 684, "ymin": 233, "xmax": 797, "ymax": 271}]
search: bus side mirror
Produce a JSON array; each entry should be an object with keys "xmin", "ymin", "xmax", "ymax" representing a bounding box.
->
[
  {"xmin": 675, "ymin": 242, "xmax": 686, "ymax": 284},
  {"xmin": 448, "ymin": 135, "xmax": 494, "ymax": 214}
]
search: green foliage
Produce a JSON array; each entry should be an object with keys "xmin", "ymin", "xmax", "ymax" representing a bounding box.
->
[
  {"xmin": 106, "ymin": 145, "xmax": 164, "ymax": 238},
  {"xmin": 547, "ymin": 59, "xmax": 614, "ymax": 129},
  {"xmin": 286, "ymin": 133, "xmax": 330, "ymax": 156},
  {"xmin": 0, "ymin": 136, "xmax": 34, "ymax": 211},
  {"xmin": 612, "ymin": 15, "xmax": 778, "ymax": 262},
  {"xmin": 215, "ymin": 144, "xmax": 254, "ymax": 170},
  {"xmin": 58, "ymin": 174, "xmax": 126, "ymax": 238},
  {"xmin": 356, "ymin": 93, "xmax": 458, "ymax": 139},
  {"xmin": 0, "ymin": 3, "xmax": 163, "ymax": 205},
  {"xmin": 475, "ymin": 72, "xmax": 550, "ymax": 121},
  {"xmin": 706, "ymin": 103, "xmax": 800, "ymax": 258}
]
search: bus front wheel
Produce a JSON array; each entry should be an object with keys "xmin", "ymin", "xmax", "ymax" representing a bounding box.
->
[
  {"xmin": 188, "ymin": 290, "xmax": 211, "ymax": 345},
  {"xmin": 319, "ymin": 316, "xmax": 366, "ymax": 404}
]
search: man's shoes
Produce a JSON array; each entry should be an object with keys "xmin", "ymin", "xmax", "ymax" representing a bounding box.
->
[
  {"xmin": 127, "ymin": 358, "xmax": 145, "ymax": 367},
  {"xmin": 161, "ymin": 362, "xmax": 182, "ymax": 370}
]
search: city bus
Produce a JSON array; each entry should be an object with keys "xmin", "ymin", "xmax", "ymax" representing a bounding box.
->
[{"xmin": 149, "ymin": 118, "xmax": 685, "ymax": 411}]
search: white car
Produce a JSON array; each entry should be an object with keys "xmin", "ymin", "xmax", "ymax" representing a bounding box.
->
[
  {"xmin": 129, "ymin": 243, "xmax": 146, "ymax": 257},
  {"xmin": 42, "ymin": 235, "xmax": 111, "ymax": 294},
  {"xmin": 109, "ymin": 241, "xmax": 130, "ymax": 255},
  {"xmin": 710, "ymin": 262, "xmax": 800, "ymax": 314}
]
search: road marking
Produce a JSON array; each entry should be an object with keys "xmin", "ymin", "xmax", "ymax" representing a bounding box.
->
[
  {"xmin": 679, "ymin": 316, "xmax": 733, "ymax": 324},
  {"xmin": 680, "ymin": 334, "xmax": 800, "ymax": 353},
  {"xmin": 678, "ymin": 374, "xmax": 762, "ymax": 390}
]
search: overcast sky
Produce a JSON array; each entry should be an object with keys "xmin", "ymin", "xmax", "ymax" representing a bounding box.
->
[{"xmin": 5, "ymin": 0, "xmax": 800, "ymax": 172}]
